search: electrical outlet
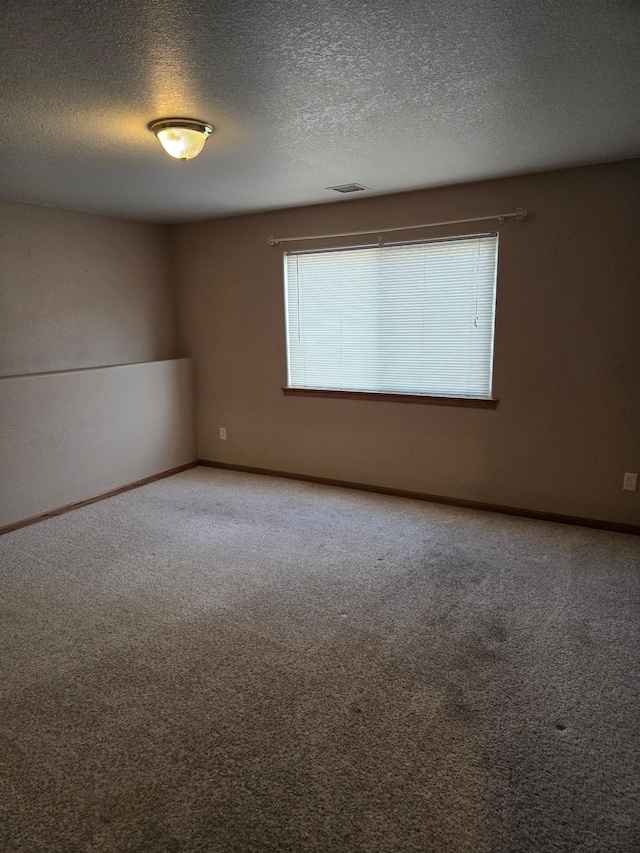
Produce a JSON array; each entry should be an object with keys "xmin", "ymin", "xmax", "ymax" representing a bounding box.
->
[
  {"xmin": 623, "ymin": 472, "xmax": 638, "ymax": 492},
  {"xmin": 219, "ymin": 427, "xmax": 227, "ymax": 440}
]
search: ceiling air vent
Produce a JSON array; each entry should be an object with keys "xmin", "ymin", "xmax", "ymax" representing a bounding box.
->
[{"xmin": 326, "ymin": 183, "xmax": 371, "ymax": 194}]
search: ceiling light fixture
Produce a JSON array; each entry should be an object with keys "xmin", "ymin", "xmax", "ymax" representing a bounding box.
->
[{"xmin": 148, "ymin": 118, "xmax": 213, "ymax": 161}]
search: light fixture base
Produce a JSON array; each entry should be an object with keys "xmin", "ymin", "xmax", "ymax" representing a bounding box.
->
[{"xmin": 148, "ymin": 118, "xmax": 213, "ymax": 137}]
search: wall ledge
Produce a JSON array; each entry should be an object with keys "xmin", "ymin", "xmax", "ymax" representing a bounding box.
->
[{"xmin": 0, "ymin": 357, "xmax": 191, "ymax": 381}]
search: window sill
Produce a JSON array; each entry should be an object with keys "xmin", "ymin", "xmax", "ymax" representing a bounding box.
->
[{"xmin": 282, "ymin": 387, "xmax": 498, "ymax": 408}]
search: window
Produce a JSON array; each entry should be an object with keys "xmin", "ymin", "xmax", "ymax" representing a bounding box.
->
[{"xmin": 284, "ymin": 233, "xmax": 498, "ymax": 402}]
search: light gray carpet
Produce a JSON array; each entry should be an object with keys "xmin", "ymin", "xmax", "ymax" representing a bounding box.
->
[{"xmin": 1, "ymin": 466, "xmax": 639, "ymax": 852}]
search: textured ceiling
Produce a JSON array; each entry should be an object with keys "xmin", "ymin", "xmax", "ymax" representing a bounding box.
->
[{"xmin": 1, "ymin": 0, "xmax": 639, "ymax": 223}]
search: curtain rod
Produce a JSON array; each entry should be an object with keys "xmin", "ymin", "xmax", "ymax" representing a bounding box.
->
[{"xmin": 267, "ymin": 208, "xmax": 528, "ymax": 246}]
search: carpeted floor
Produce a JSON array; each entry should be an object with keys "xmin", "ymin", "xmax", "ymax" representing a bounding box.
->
[{"xmin": 1, "ymin": 466, "xmax": 639, "ymax": 852}]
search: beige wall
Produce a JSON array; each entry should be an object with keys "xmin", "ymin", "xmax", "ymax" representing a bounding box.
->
[
  {"xmin": 0, "ymin": 360, "xmax": 197, "ymax": 528},
  {"xmin": 171, "ymin": 160, "xmax": 640, "ymax": 526},
  {"xmin": 0, "ymin": 199, "xmax": 177, "ymax": 376},
  {"xmin": 0, "ymin": 200, "xmax": 196, "ymax": 527}
]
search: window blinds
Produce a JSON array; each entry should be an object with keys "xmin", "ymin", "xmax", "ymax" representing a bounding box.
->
[{"xmin": 285, "ymin": 234, "xmax": 498, "ymax": 398}]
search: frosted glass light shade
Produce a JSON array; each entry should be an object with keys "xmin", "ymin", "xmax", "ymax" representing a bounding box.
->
[{"xmin": 149, "ymin": 119, "xmax": 213, "ymax": 161}]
